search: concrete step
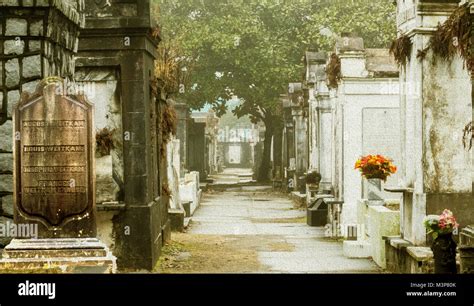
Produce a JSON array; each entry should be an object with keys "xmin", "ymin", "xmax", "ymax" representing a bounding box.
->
[
  {"xmin": 0, "ymin": 256, "xmax": 115, "ymax": 273},
  {"xmin": 0, "ymin": 238, "xmax": 116, "ymax": 273}
]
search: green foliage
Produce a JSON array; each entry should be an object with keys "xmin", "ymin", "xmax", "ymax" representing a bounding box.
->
[{"xmin": 154, "ymin": 0, "xmax": 396, "ymax": 122}]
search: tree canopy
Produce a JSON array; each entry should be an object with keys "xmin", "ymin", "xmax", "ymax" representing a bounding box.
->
[{"xmin": 154, "ymin": 0, "xmax": 396, "ymax": 122}]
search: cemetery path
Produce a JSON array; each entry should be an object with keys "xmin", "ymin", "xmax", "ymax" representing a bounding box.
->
[{"xmin": 155, "ymin": 176, "xmax": 381, "ymax": 273}]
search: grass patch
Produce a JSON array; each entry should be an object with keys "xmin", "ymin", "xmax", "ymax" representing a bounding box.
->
[
  {"xmin": 251, "ymin": 216, "xmax": 306, "ymax": 224},
  {"xmin": 267, "ymin": 242, "xmax": 295, "ymax": 252},
  {"xmin": 154, "ymin": 233, "xmax": 264, "ymax": 273}
]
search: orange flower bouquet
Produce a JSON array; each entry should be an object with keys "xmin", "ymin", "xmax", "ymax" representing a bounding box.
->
[{"xmin": 354, "ymin": 154, "xmax": 397, "ymax": 181}]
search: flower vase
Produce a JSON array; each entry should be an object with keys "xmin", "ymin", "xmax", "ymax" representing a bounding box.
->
[
  {"xmin": 365, "ymin": 178, "xmax": 384, "ymax": 205},
  {"xmin": 432, "ymin": 233, "xmax": 457, "ymax": 274}
]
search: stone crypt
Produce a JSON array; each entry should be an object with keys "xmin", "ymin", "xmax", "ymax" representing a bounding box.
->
[{"xmin": 0, "ymin": 0, "xmax": 170, "ymax": 271}]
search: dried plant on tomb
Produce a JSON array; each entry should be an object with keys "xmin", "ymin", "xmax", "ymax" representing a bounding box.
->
[
  {"xmin": 464, "ymin": 121, "xmax": 473, "ymax": 150},
  {"xmin": 326, "ymin": 53, "xmax": 342, "ymax": 89},
  {"xmin": 160, "ymin": 102, "xmax": 178, "ymax": 155},
  {"xmin": 419, "ymin": 3, "xmax": 474, "ymax": 72},
  {"xmin": 162, "ymin": 182, "xmax": 171, "ymax": 197},
  {"xmin": 150, "ymin": 25, "xmax": 161, "ymax": 41},
  {"xmin": 155, "ymin": 41, "xmax": 190, "ymax": 95},
  {"xmin": 390, "ymin": 34, "xmax": 412, "ymax": 67},
  {"xmin": 96, "ymin": 127, "xmax": 115, "ymax": 156}
]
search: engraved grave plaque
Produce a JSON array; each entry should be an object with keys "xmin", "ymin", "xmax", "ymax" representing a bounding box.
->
[{"xmin": 13, "ymin": 79, "xmax": 96, "ymax": 238}]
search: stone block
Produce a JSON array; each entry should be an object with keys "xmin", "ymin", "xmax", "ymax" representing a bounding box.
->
[
  {"xmin": 0, "ymin": 120, "xmax": 13, "ymax": 152},
  {"xmin": 0, "ymin": 174, "xmax": 13, "ymax": 192},
  {"xmin": 384, "ymin": 236, "xmax": 413, "ymax": 273},
  {"xmin": 0, "ymin": 64, "xmax": 3, "ymax": 87},
  {"xmin": 30, "ymin": 19, "xmax": 44, "ymax": 36},
  {"xmin": 343, "ymin": 240, "xmax": 372, "ymax": 258},
  {"xmin": 407, "ymin": 246, "xmax": 433, "ymax": 261},
  {"xmin": 180, "ymin": 181, "xmax": 196, "ymax": 204},
  {"xmin": 169, "ymin": 209, "xmax": 185, "ymax": 232},
  {"xmin": 290, "ymin": 191, "xmax": 307, "ymax": 208},
  {"xmin": 5, "ymin": 18, "xmax": 27, "ymax": 36},
  {"xmin": 182, "ymin": 201, "xmax": 191, "ymax": 217},
  {"xmin": 96, "ymin": 210, "xmax": 118, "ymax": 252},
  {"xmin": 28, "ymin": 40, "xmax": 41, "ymax": 52},
  {"xmin": 0, "ymin": 153, "xmax": 13, "ymax": 173},
  {"xmin": 406, "ymin": 246, "xmax": 434, "ymax": 273},
  {"xmin": 0, "ymin": 217, "xmax": 13, "ymax": 248},
  {"xmin": 0, "ymin": 238, "xmax": 117, "ymax": 273},
  {"xmin": 115, "ymin": 203, "xmax": 163, "ymax": 270},
  {"xmin": 95, "ymin": 155, "xmax": 120, "ymax": 204},
  {"xmin": 35, "ymin": 0, "xmax": 49, "ymax": 6},
  {"xmin": 5, "ymin": 58, "xmax": 20, "ymax": 88},
  {"xmin": 7, "ymin": 90, "xmax": 20, "ymax": 117},
  {"xmin": 336, "ymin": 36, "xmax": 364, "ymax": 51},
  {"xmin": 4, "ymin": 39, "xmax": 25, "ymax": 55},
  {"xmin": 368, "ymin": 205, "xmax": 400, "ymax": 269},
  {"xmin": 22, "ymin": 55, "xmax": 42, "ymax": 78},
  {"xmin": 21, "ymin": 80, "xmax": 39, "ymax": 94},
  {"xmin": 357, "ymin": 199, "xmax": 369, "ymax": 238},
  {"xmin": 1, "ymin": 194, "xmax": 13, "ymax": 216},
  {"xmin": 185, "ymin": 171, "xmax": 200, "ymax": 189}
]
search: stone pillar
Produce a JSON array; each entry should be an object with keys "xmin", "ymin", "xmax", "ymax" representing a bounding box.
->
[
  {"xmin": 310, "ymin": 52, "xmax": 332, "ymax": 190},
  {"xmin": 289, "ymin": 82, "xmax": 307, "ymax": 193},
  {"xmin": 166, "ymin": 138, "xmax": 181, "ymax": 210},
  {"xmin": 76, "ymin": 0, "xmax": 165, "ymax": 270},
  {"xmin": 0, "ymin": 0, "xmax": 84, "ymax": 246},
  {"xmin": 174, "ymin": 101, "xmax": 189, "ymax": 177},
  {"xmin": 335, "ymin": 36, "xmax": 366, "ymax": 225},
  {"xmin": 280, "ymin": 94, "xmax": 293, "ymax": 190},
  {"xmin": 187, "ymin": 117, "xmax": 207, "ymax": 180},
  {"xmin": 396, "ymin": 0, "xmax": 473, "ymax": 245},
  {"xmin": 205, "ymin": 112, "xmax": 219, "ymax": 175},
  {"xmin": 272, "ymin": 97, "xmax": 284, "ymax": 183}
]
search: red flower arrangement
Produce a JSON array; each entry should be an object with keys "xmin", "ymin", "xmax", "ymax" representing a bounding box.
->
[{"xmin": 354, "ymin": 154, "xmax": 397, "ymax": 181}]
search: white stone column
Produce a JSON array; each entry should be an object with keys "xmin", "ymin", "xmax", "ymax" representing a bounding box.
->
[{"xmin": 396, "ymin": 0, "xmax": 473, "ymax": 245}]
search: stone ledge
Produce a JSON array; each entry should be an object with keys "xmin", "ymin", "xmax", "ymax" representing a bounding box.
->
[
  {"xmin": 96, "ymin": 202, "xmax": 126, "ymax": 212},
  {"xmin": 0, "ymin": 256, "xmax": 115, "ymax": 273},
  {"xmin": 0, "ymin": 238, "xmax": 116, "ymax": 273},
  {"xmin": 0, "ymin": 0, "xmax": 84, "ymax": 26},
  {"xmin": 290, "ymin": 191, "xmax": 307, "ymax": 208},
  {"xmin": 407, "ymin": 246, "xmax": 433, "ymax": 262},
  {"xmin": 169, "ymin": 209, "xmax": 185, "ymax": 232},
  {"xmin": 389, "ymin": 237, "xmax": 412, "ymax": 250},
  {"xmin": 5, "ymin": 238, "xmax": 106, "ymax": 250}
]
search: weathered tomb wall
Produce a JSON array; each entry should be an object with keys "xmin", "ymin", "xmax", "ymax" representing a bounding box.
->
[{"xmin": 0, "ymin": 0, "xmax": 83, "ymax": 245}]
